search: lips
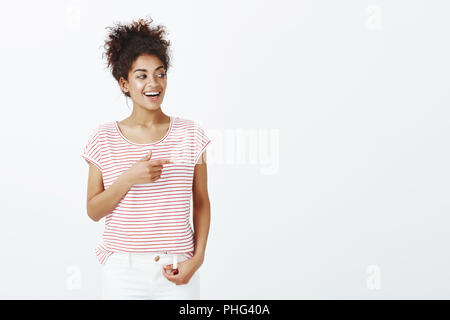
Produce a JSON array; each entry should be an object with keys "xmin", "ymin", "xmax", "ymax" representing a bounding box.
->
[
  {"xmin": 143, "ymin": 91, "xmax": 161, "ymax": 101},
  {"xmin": 143, "ymin": 91, "xmax": 160, "ymax": 96}
]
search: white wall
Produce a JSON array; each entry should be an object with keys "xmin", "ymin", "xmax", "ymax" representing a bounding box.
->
[{"xmin": 0, "ymin": 0, "xmax": 449, "ymax": 299}]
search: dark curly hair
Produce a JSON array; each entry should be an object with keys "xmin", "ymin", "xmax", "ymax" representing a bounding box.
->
[{"xmin": 102, "ymin": 16, "xmax": 172, "ymax": 98}]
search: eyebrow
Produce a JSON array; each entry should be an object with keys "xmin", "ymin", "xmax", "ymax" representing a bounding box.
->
[{"xmin": 133, "ymin": 65, "xmax": 165, "ymax": 73}]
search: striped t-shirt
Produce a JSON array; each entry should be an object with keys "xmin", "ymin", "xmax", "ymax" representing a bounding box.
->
[{"xmin": 81, "ymin": 116, "xmax": 211, "ymax": 265}]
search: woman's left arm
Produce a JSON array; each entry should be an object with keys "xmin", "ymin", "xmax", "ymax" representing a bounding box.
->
[
  {"xmin": 192, "ymin": 149, "xmax": 211, "ymax": 265},
  {"xmin": 162, "ymin": 150, "xmax": 211, "ymax": 285}
]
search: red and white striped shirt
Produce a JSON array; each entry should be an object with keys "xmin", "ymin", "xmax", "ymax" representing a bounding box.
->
[{"xmin": 81, "ymin": 116, "xmax": 211, "ymax": 265}]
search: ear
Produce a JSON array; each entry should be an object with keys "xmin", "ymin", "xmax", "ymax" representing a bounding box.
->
[{"xmin": 119, "ymin": 76, "xmax": 129, "ymax": 94}]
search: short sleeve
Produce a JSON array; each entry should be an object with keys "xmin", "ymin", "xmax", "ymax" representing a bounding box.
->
[
  {"xmin": 81, "ymin": 127, "xmax": 103, "ymax": 172},
  {"xmin": 193, "ymin": 122, "xmax": 212, "ymax": 165}
]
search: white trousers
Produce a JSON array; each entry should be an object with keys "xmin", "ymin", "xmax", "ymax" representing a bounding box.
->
[{"xmin": 101, "ymin": 252, "xmax": 200, "ymax": 300}]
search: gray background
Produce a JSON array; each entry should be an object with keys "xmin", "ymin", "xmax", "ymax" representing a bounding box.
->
[{"xmin": 0, "ymin": 0, "xmax": 448, "ymax": 299}]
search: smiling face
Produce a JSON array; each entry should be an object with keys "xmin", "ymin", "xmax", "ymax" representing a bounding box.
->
[{"xmin": 119, "ymin": 54, "xmax": 167, "ymax": 111}]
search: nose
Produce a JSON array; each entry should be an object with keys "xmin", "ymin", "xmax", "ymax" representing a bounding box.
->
[{"xmin": 146, "ymin": 74, "xmax": 160, "ymax": 86}]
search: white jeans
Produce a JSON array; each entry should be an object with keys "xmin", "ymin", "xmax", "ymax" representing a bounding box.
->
[{"xmin": 101, "ymin": 252, "xmax": 200, "ymax": 300}]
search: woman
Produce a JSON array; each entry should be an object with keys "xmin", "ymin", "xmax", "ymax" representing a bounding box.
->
[{"xmin": 81, "ymin": 17, "xmax": 212, "ymax": 300}]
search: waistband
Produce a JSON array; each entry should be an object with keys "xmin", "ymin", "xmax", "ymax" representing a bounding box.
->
[
  {"xmin": 108, "ymin": 251, "xmax": 183, "ymax": 267},
  {"xmin": 111, "ymin": 251, "xmax": 183, "ymax": 257}
]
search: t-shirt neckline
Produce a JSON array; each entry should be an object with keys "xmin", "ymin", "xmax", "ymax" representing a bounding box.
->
[{"xmin": 114, "ymin": 116, "xmax": 175, "ymax": 146}]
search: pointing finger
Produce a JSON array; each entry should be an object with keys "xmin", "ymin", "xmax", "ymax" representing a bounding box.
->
[{"xmin": 151, "ymin": 159, "xmax": 172, "ymax": 166}]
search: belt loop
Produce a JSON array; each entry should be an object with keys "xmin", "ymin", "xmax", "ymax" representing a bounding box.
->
[
  {"xmin": 128, "ymin": 253, "xmax": 131, "ymax": 268},
  {"xmin": 173, "ymin": 255, "xmax": 178, "ymax": 270}
]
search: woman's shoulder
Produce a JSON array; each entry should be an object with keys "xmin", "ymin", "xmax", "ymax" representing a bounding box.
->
[
  {"xmin": 174, "ymin": 116, "xmax": 207, "ymax": 129},
  {"xmin": 90, "ymin": 120, "xmax": 116, "ymax": 134},
  {"xmin": 84, "ymin": 121, "xmax": 116, "ymax": 144}
]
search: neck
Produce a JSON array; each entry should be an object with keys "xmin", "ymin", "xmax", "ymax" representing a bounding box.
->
[{"xmin": 127, "ymin": 107, "xmax": 169, "ymax": 127}]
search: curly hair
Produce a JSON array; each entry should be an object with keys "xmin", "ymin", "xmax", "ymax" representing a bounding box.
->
[{"xmin": 102, "ymin": 16, "xmax": 172, "ymax": 97}]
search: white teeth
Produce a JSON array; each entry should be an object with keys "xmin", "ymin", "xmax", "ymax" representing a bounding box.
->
[{"xmin": 144, "ymin": 92, "xmax": 160, "ymax": 96}]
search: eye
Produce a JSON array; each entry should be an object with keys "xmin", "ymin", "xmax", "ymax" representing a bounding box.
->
[{"xmin": 137, "ymin": 73, "xmax": 166, "ymax": 79}]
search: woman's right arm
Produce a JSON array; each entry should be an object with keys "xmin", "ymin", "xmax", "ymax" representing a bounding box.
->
[
  {"xmin": 85, "ymin": 162, "xmax": 132, "ymax": 222},
  {"xmin": 85, "ymin": 151, "xmax": 171, "ymax": 222}
]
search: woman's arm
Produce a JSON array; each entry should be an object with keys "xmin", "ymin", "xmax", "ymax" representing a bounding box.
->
[
  {"xmin": 85, "ymin": 162, "xmax": 132, "ymax": 222},
  {"xmin": 192, "ymin": 150, "xmax": 211, "ymax": 263}
]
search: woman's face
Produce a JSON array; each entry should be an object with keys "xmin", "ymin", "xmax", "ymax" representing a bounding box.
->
[{"xmin": 120, "ymin": 54, "xmax": 167, "ymax": 111}]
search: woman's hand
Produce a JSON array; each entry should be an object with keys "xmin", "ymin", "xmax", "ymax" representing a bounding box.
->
[
  {"xmin": 122, "ymin": 150, "xmax": 172, "ymax": 186},
  {"xmin": 162, "ymin": 256, "xmax": 203, "ymax": 285}
]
